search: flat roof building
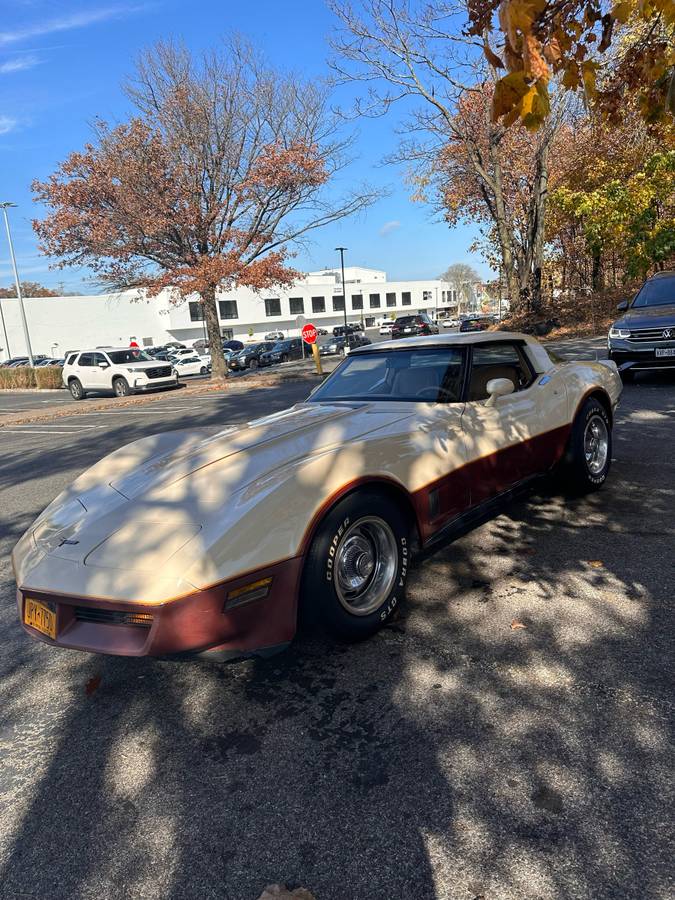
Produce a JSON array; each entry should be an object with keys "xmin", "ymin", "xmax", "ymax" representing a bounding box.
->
[{"xmin": 0, "ymin": 268, "xmax": 461, "ymax": 359}]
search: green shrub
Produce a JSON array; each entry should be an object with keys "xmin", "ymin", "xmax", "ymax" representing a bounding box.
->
[{"xmin": 0, "ymin": 366, "xmax": 65, "ymax": 390}]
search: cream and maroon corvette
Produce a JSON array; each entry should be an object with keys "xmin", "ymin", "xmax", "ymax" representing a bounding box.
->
[{"xmin": 13, "ymin": 333, "xmax": 622, "ymax": 659}]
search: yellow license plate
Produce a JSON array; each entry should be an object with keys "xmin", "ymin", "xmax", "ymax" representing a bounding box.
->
[{"xmin": 24, "ymin": 598, "xmax": 57, "ymax": 639}]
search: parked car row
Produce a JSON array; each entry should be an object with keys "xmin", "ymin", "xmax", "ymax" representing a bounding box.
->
[
  {"xmin": 319, "ymin": 333, "xmax": 372, "ymax": 356},
  {"xmin": 0, "ymin": 355, "xmax": 64, "ymax": 368}
]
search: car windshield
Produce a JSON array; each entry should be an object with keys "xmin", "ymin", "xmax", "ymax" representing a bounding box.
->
[
  {"xmin": 632, "ymin": 277, "xmax": 675, "ymax": 308},
  {"xmin": 395, "ymin": 316, "xmax": 417, "ymax": 325},
  {"xmin": 107, "ymin": 349, "xmax": 153, "ymax": 364},
  {"xmin": 309, "ymin": 348, "xmax": 466, "ymax": 403},
  {"xmin": 272, "ymin": 341, "xmax": 290, "ymax": 351}
]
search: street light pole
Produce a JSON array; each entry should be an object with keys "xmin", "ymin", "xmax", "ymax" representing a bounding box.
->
[
  {"xmin": 335, "ymin": 246, "xmax": 348, "ymax": 329},
  {"xmin": 1, "ymin": 203, "xmax": 34, "ymax": 366}
]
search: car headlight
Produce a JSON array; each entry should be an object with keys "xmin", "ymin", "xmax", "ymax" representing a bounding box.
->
[
  {"xmin": 127, "ymin": 367, "xmax": 145, "ymax": 374},
  {"xmin": 609, "ymin": 327, "xmax": 631, "ymax": 339}
]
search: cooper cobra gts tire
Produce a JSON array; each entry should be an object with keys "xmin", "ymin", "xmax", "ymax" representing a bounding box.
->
[
  {"xmin": 560, "ymin": 398, "xmax": 612, "ymax": 494},
  {"xmin": 301, "ymin": 490, "xmax": 410, "ymax": 641}
]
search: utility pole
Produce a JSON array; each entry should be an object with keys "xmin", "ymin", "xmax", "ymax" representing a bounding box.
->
[
  {"xmin": 335, "ymin": 247, "xmax": 348, "ymax": 329},
  {"xmin": 1, "ymin": 202, "xmax": 34, "ymax": 366}
]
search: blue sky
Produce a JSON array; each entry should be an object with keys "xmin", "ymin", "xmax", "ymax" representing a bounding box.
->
[{"xmin": 0, "ymin": 1, "xmax": 488, "ymax": 293}]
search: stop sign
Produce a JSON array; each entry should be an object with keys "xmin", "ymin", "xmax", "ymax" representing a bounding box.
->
[{"xmin": 302, "ymin": 323, "xmax": 318, "ymax": 344}]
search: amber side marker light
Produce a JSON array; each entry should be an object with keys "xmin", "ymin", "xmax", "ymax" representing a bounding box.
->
[
  {"xmin": 124, "ymin": 613, "xmax": 154, "ymax": 626},
  {"xmin": 225, "ymin": 577, "xmax": 273, "ymax": 611}
]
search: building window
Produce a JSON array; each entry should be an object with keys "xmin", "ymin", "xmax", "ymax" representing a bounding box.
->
[
  {"xmin": 289, "ymin": 297, "xmax": 304, "ymax": 315},
  {"xmin": 332, "ymin": 294, "xmax": 345, "ymax": 312},
  {"xmin": 364, "ymin": 316, "xmax": 375, "ymax": 327},
  {"xmin": 423, "ymin": 290, "xmax": 432, "ymax": 302},
  {"xmin": 220, "ymin": 327, "xmax": 233, "ymax": 339},
  {"xmin": 142, "ymin": 337, "xmax": 153, "ymax": 347},
  {"xmin": 351, "ymin": 294, "xmax": 363, "ymax": 310},
  {"xmin": 218, "ymin": 300, "xmax": 238, "ymax": 319},
  {"xmin": 265, "ymin": 297, "xmax": 281, "ymax": 317},
  {"xmin": 369, "ymin": 293, "xmax": 381, "ymax": 309},
  {"xmin": 188, "ymin": 301, "xmax": 205, "ymax": 321},
  {"xmin": 401, "ymin": 292, "xmax": 411, "ymax": 306},
  {"xmin": 312, "ymin": 296, "xmax": 326, "ymax": 313},
  {"xmin": 386, "ymin": 292, "xmax": 396, "ymax": 307}
]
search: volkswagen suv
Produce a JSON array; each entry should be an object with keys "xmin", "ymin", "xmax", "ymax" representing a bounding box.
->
[{"xmin": 608, "ymin": 272, "xmax": 675, "ymax": 381}]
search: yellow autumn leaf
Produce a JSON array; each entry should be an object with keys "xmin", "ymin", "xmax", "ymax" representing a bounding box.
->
[
  {"xmin": 612, "ymin": 1, "xmax": 632, "ymax": 23},
  {"xmin": 492, "ymin": 70, "xmax": 531, "ymax": 120},
  {"xmin": 521, "ymin": 79, "xmax": 551, "ymax": 129}
]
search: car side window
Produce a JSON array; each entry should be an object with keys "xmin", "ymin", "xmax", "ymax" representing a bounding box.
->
[
  {"xmin": 92, "ymin": 353, "xmax": 107, "ymax": 366},
  {"xmin": 66, "ymin": 353, "xmax": 78, "ymax": 366},
  {"xmin": 468, "ymin": 344, "xmax": 534, "ymax": 401},
  {"xmin": 78, "ymin": 353, "xmax": 94, "ymax": 367}
]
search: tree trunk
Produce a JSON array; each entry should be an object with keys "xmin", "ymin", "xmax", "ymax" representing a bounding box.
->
[
  {"xmin": 528, "ymin": 142, "xmax": 549, "ymax": 315},
  {"xmin": 591, "ymin": 249, "xmax": 603, "ymax": 292},
  {"xmin": 201, "ymin": 284, "xmax": 227, "ymax": 379}
]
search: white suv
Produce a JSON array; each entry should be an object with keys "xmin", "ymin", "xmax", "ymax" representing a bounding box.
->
[{"xmin": 62, "ymin": 348, "xmax": 178, "ymax": 400}]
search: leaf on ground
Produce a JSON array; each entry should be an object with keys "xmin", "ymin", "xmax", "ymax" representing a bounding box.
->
[
  {"xmin": 588, "ymin": 560, "xmax": 604, "ymax": 568},
  {"xmin": 257, "ymin": 887, "xmax": 315, "ymax": 900},
  {"xmin": 510, "ymin": 619, "xmax": 528, "ymax": 630},
  {"xmin": 85, "ymin": 674, "xmax": 102, "ymax": 696}
]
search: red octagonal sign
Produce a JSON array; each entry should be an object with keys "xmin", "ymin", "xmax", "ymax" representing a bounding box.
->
[{"xmin": 302, "ymin": 323, "xmax": 318, "ymax": 344}]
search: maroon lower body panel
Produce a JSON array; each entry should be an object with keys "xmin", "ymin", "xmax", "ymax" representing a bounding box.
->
[{"xmin": 17, "ymin": 556, "xmax": 303, "ymax": 658}]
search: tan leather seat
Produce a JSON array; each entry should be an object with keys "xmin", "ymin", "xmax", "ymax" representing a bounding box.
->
[{"xmin": 468, "ymin": 365, "xmax": 519, "ymax": 401}]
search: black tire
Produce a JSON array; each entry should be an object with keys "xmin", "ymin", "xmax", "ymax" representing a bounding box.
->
[
  {"xmin": 620, "ymin": 368, "xmax": 634, "ymax": 384},
  {"xmin": 69, "ymin": 378, "xmax": 85, "ymax": 401},
  {"xmin": 301, "ymin": 490, "xmax": 410, "ymax": 641},
  {"xmin": 559, "ymin": 398, "xmax": 612, "ymax": 494},
  {"xmin": 112, "ymin": 376, "xmax": 131, "ymax": 398},
  {"xmin": 282, "ymin": 354, "xmax": 289, "ymax": 363},
  {"xmin": 200, "ymin": 366, "xmax": 207, "ymax": 375},
  {"xmin": 249, "ymin": 358, "xmax": 259, "ymax": 369}
]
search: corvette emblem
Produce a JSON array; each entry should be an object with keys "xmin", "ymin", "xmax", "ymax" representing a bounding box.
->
[{"xmin": 663, "ymin": 329, "xmax": 672, "ymax": 339}]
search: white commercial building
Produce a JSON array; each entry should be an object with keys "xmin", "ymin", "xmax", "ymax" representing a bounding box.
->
[{"xmin": 0, "ymin": 266, "xmax": 461, "ymax": 360}]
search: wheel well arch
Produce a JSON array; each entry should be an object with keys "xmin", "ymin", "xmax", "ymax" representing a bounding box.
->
[
  {"xmin": 298, "ymin": 477, "xmax": 422, "ymax": 558},
  {"xmin": 583, "ymin": 388, "xmax": 613, "ymax": 427}
]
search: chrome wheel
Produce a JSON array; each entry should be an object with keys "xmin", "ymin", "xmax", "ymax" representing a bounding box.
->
[
  {"xmin": 584, "ymin": 414, "xmax": 608, "ymax": 475},
  {"xmin": 334, "ymin": 516, "xmax": 398, "ymax": 616}
]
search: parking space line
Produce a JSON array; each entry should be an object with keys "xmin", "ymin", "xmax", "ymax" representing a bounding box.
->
[{"xmin": 1, "ymin": 429, "xmax": 102, "ymax": 435}]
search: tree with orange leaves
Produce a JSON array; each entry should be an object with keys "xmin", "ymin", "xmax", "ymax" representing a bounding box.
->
[{"xmin": 33, "ymin": 40, "xmax": 375, "ymax": 377}]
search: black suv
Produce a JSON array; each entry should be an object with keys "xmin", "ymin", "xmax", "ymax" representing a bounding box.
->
[
  {"xmin": 332, "ymin": 323, "xmax": 362, "ymax": 337},
  {"xmin": 608, "ymin": 271, "xmax": 675, "ymax": 381},
  {"xmin": 391, "ymin": 313, "xmax": 439, "ymax": 339},
  {"xmin": 259, "ymin": 337, "xmax": 304, "ymax": 367},
  {"xmin": 228, "ymin": 342, "xmax": 276, "ymax": 371}
]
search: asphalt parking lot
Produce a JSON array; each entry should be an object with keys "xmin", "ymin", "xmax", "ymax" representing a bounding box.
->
[{"xmin": 0, "ymin": 337, "xmax": 672, "ymax": 900}]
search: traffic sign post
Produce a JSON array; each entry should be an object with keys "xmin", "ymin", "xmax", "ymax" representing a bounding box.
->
[{"xmin": 302, "ymin": 322, "xmax": 322, "ymax": 375}]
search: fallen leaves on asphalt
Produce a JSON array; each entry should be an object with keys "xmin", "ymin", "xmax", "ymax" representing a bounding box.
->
[
  {"xmin": 257, "ymin": 886, "xmax": 315, "ymax": 900},
  {"xmin": 85, "ymin": 674, "xmax": 101, "ymax": 696},
  {"xmin": 510, "ymin": 619, "xmax": 528, "ymax": 630},
  {"xmin": 588, "ymin": 560, "xmax": 605, "ymax": 568}
]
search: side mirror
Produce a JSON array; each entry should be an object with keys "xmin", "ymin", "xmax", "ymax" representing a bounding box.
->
[
  {"xmin": 616, "ymin": 300, "xmax": 629, "ymax": 311},
  {"xmin": 100, "ymin": 361, "xmax": 110, "ymax": 368},
  {"xmin": 485, "ymin": 377, "xmax": 515, "ymax": 407}
]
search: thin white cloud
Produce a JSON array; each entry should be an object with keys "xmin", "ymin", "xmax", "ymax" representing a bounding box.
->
[
  {"xmin": 0, "ymin": 115, "xmax": 17, "ymax": 134},
  {"xmin": 379, "ymin": 220, "xmax": 401, "ymax": 237},
  {"xmin": 0, "ymin": 6, "xmax": 146, "ymax": 46},
  {"xmin": 0, "ymin": 55, "xmax": 40, "ymax": 74}
]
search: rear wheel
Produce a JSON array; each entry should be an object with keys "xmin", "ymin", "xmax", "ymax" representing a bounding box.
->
[
  {"xmin": 112, "ymin": 376, "xmax": 131, "ymax": 398},
  {"xmin": 282, "ymin": 354, "xmax": 289, "ymax": 363},
  {"xmin": 559, "ymin": 398, "xmax": 612, "ymax": 494},
  {"xmin": 69, "ymin": 378, "xmax": 85, "ymax": 401},
  {"xmin": 301, "ymin": 490, "xmax": 410, "ymax": 641}
]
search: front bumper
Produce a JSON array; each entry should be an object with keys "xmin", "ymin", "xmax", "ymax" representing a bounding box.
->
[
  {"xmin": 132, "ymin": 375, "xmax": 179, "ymax": 391},
  {"xmin": 16, "ymin": 557, "xmax": 302, "ymax": 658},
  {"xmin": 608, "ymin": 341, "xmax": 675, "ymax": 371}
]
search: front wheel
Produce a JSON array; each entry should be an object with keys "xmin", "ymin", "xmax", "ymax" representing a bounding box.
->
[
  {"xmin": 301, "ymin": 490, "xmax": 410, "ymax": 641},
  {"xmin": 112, "ymin": 377, "xmax": 131, "ymax": 398},
  {"xmin": 559, "ymin": 398, "xmax": 612, "ymax": 494},
  {"xmin": 69, "ymin": 378, "xmax": 85, "ymax": 401},
  {"xmin": 281, "ymin": 354, "xmax": 289, "ymax": 363},
  {"xmin": 199, "ymin": 366, "xmax": 207, "ymax": 375},
  {"xmin": 620, "ymin": 368, "xmax": 635, "ymax": 384}
]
